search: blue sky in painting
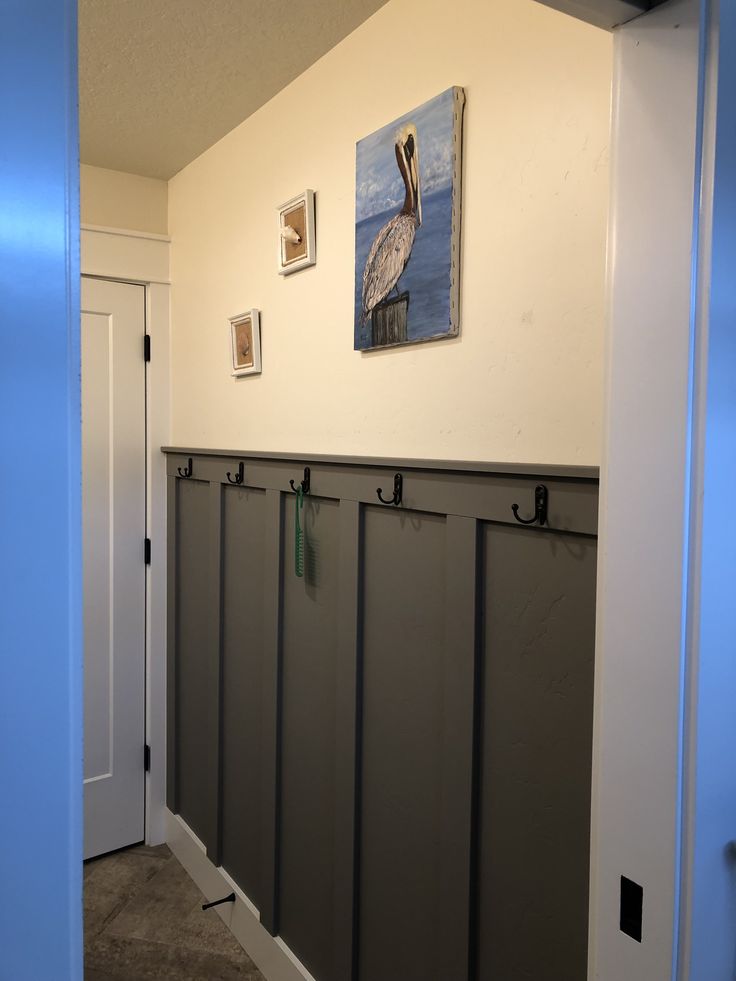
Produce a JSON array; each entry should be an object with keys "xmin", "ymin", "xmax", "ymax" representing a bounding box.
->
[{"xmin": 355, "ymin": 88, "xmax": 455, "ymax": 222}]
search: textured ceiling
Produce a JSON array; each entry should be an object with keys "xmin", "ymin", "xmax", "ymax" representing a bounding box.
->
[{"xmin": 79, "ymin": 0, "xmax": 388, "ymax": 179}]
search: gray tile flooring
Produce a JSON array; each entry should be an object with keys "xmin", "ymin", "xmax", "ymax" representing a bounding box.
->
[{"xmin": 84, "ymin": 843, "xmax": 265, "ymax": 980}]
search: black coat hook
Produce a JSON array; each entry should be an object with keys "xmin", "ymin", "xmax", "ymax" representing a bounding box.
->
[
  {"xmin": 377, "ymin": 472, "xmax": 403, "ymax": 506},
  {"xmin": 201, "ymin": 892, "xmax": 235, "ymax": 912},
  {"xmin": 226, "ymin": 461, "xmax": 244, "ymax": 485},
  {"xmin": 511, "ymin": 484, "xmax": 548, "ymax": 526},
  {"xmin": 177, "ymin": 457, "xmax": 193, "ymax": 479},
  {"xmin": 289, "ymin": 466, "xmax": 310, "ymax": 495}
]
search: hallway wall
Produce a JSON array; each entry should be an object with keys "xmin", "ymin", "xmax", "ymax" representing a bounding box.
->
[
  {"xmin": 168, "ymin": 0, "xmax": 612, "ymax": 463},
  {"xmin": 81, "ymin": 163, "xmax": 168, "ymax": 234}
]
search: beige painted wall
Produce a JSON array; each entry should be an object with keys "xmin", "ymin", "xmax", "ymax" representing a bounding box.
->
[
  {"xmin": 169, "ymin": 0, "xmax": 612, "ymax": 463},
  {"xmin": 80, "ymin": 164, "xmax": 168, "ymax": 234}
]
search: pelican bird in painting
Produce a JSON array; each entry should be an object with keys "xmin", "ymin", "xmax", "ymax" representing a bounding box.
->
[{"xmin": 361, "ymin": 123, "xmax": 422, "ymax": 324}]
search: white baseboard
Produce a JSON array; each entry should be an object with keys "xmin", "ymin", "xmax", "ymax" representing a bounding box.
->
[{"xmin": 165, "ymin": 810, "xmax": 318, "ymax": 981}]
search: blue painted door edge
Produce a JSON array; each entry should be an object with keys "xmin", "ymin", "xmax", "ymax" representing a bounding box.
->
[{"xmin": 0, "ymin": 1, "xmax": 82, "ymax": 978}]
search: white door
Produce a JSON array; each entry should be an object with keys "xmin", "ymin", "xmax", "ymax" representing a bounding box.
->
[{"xmin": 82, "ymin": 277, "xmax": 146, "ymax": 859}]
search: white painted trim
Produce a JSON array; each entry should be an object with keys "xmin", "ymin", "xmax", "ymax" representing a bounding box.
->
[
  {"xmin": 166, "ymin": 810, "xmax": 318, "ymax": 981},
  {"xmin": 144, "ymin": 281, "xmax": 171, "ymax": 846},
  {"xmin": 590, "ymin": 1, "xmax": 704, "ymax": 977},
  {"xmin": 272, "ymin": 937, "xmax": 319, "ymax": 981},
  {"xmin": 82, "ymin": 226, "xmax": 171, "ymax": 849},
  {"xmin": 218, "ymin": 866, "xmax": 261, "ymax": 922},
  {"xmin": 81, "ymin": 225, "xmax": 170, "ymax": 284},
  {"xmin": 81, "ymin": 223, "xmax": 171, "ymax": 243}
]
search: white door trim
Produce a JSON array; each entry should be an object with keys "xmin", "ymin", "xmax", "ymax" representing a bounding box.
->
[
  {"xmin": 81, "ymin": 223, "xmax": 170, "ymax": 285},
  {"xmin": 591, "ymin": 1, "xmax": 706, "ymax": 977},
  {"xmin": 82, "ymin": 225, "xmax": 170, "ymax": 847},
  {"xmin": 82, "ymin": 223, "xmax": 171, "ymax": 243}
]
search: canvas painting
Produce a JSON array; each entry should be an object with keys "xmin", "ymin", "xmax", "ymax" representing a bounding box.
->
[{"xmin": 354, "ymin": 86, "xmax": 465, "ymax": 351}]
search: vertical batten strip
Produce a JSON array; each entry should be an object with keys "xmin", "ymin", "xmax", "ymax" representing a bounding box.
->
[
  {"xmin": 206, "ymin": 479, "xmax": 225, "ymax": 864},
  {"xmin": 166, "ymin": 473, "xmax": 179, "ymax": 811},
  {"xmin": 261, "ymin": 488, "xmax": 285, "ymax": 935},
  {"xmin": 440, "ymin": 515, "xmax": 480, "ymax": 979},
  {"xmin": 333, "ymin": 499, "xmax": 363, "ymax": 981}
]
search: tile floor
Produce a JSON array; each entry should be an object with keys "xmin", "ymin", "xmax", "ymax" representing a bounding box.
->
[{"xmin": 84, "ymin": 843, "xmax": 265, "ymax": 980}]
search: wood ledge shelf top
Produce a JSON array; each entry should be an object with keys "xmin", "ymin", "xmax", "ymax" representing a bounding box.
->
[{"xmin": 161, "ymin": 446, "xmax": 599, "ymax": 482}]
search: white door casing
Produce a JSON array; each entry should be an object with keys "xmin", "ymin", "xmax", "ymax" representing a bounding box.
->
[
  {"xmin": 80, "ymin": 224, "xmax": 171, "ymax": 850},
  {"xmin": 591, "ymin": 1, "xmax": 705, "ymax": 977},
  {"xmin": 82, "ymin": 276, "xmax": 146, "ymax": 859}
]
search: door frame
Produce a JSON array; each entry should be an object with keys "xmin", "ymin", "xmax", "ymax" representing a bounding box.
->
[
  {"xmin": 590, "ymin": 0, "xmax": 736, "ymax": 977},
  {"xmin": 81, "ymin": 223, "xmax": 171, "ymax": 846}
]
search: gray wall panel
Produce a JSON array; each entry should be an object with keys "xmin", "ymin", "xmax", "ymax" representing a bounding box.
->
[
  {"xmin": 278, "ymin": 496, "xmax": 341, "ymax": 981},
  {"xmin": 260, "ymin": 489, "xmax": 283, "ymax": 934},
  {"xmin": 175, "ymin": 478, "xmax": 216, "ymax": 852},
  {"xmin": 358, "ymin": 507, "xmax": 452, "ymax": 981},
  {"xmin": 165, "ymin": 454, "xmax": 599, "ymax": 536},
  {"xmin": 439, "ymin": 515, "xmax": 479, "ymax": 979},
  {"xmin": 220, "ymin": 486, "xmax": 267, "ymax": 907},
  {"xmin": 332, "ymin": 500, "xmax": 362, "ymax": 981},
  {"xmin": 165, "ymin": 449, "xmax": 599, "ymax": 981},
  {"xmin": 166, "ymin": 476, "xmax": 178, "ymax": 810},
  {"xmin": 476, "ymin": 523, "xmax": 597, "ymax": 981}
]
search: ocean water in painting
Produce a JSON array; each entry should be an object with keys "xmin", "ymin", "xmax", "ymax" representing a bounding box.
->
[{"xmin": 354, "ymin": 88, "xmax": 456, "ymax": 350}]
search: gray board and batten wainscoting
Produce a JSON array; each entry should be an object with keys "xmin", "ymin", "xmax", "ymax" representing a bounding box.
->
[{"xmin": 164, "ymin": 447, "xmax": 599, "ymax": 981}]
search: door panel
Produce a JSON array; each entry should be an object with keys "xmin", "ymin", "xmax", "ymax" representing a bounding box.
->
[{"xmin": 82, "ymin": 277, "xmax": 146, "ymax": 859}]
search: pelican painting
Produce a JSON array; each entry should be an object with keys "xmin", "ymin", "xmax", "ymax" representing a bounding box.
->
[
  {"xmin": 361, "ymin": 123, "xmax": 422, "ymax": 329},
  {"xmin": 354, "ymin": 87, "xmax": 465, "ymax": 351}
]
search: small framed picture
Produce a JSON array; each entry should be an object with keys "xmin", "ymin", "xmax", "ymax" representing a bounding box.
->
[
  {"xmin": 229, "ymin": 309, "xmax": 261, "ymax": 377},
  {"xmin": 277, "ymin": 190, "xmax": 316, "ymax": 274}
]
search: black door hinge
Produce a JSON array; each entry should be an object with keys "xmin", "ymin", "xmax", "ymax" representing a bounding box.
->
[
  {"xmin": 144, "ymin": 334, "xmax": 151, "ymax": 362},
  {"xmin": 144, "ymin": 538, "xmax": 151, "ymax": 565},
  {"xmin": 144, "ymin": 745, "xmax": 151, "ymax": 772}
]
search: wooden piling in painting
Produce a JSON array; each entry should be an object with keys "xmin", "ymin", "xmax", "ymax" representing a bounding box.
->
[{"xmin": 371, "ymin": 292, "xmax": 409, "ymax": 347}]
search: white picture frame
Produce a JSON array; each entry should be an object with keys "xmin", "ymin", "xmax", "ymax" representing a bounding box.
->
[
  {"xmin": 277, "ymin": 189, "xmax": 316, "ymax": 274},
  {"xmin": 229, "ymin": 309, "xmax": 262, "ymax": 377}
]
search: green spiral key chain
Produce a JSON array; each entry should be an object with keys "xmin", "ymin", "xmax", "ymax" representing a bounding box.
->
[{"xmin": 294, "ymin": 485, "xmax": 304, "ymax": 578}]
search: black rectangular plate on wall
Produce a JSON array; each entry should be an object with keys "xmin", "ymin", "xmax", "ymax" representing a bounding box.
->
[{"xmin": 620, "ymin": 876, "xmax": 644, "ymax": 942}]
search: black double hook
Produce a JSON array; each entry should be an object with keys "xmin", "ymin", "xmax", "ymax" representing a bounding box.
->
[
  {"xmin": 377, "ymin": 472, "xmax": 403, "ymax": 507},
  {"xmin": 511, "ymin": 484, "xmax": 548, "ymax": 526},
  {"xmin": 177, "ymin": 457, "xmax": 193, "ymax": 479},
  {"xmin": 289, "ymin": 466, "xmax": 310, "ymax": 495},
  {"xmin": 226, "ymin": 462, "xmax": 245, "ymax": 485}
]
